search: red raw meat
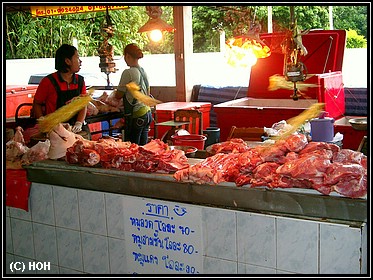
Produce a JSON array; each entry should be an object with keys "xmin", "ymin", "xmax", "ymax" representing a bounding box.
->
[
  {"xmin": 142, "ymin": 138, "xmax": 169, "ymax": 155},
  {"xmin": 174, "ymin": 132, "xmax": 367, "ymax": 198},
  {"xmin": 191, "ymin": 153, "xmax": 231, "ymax": 184},
  {"xmin": 300, "ymin": 141, "xmax": 340, "ymax": 156},
  {"xmin": 299, "ymin": 148, "xmax": 334, "ymax": 160},
  {"xmin": 284, "ymin": 151, "xmax": 299, "ymax": 162},
  {"xmin": 235, "ymin": 174, "xmax": 253, "ymax": 187},
  {"xmin": 93, "ymin": 138, "xmax": 131, "ymax": 163},
  {"xmin": 173, "ymin": 167, "xmax": 190, "ymax": 182},
  {"xmin": 277, "ymin": 155, "xmax": 331, "ymax": 181},
  {"xmin": 209, "ymin": 138, "xmax": 250, "ymax": 154},
  {"xmin": 237, "ymin": 149, "xmax": 263, "ymax": 174},
  {"xmin": 254, "ymin": 140, "xmax": 288, "ymax": 164},
  {"xmin": 249, "ymin": 162, "xmax": 282, "ymax": 188},
  {"xmin": 276, "ymin": 153, "xmax": 332, "ymax": 195},
  {"xmin": 361, "ymin": 157, "xmax": 367, "ymax": 169},
  {"xmin": 132, "ymin": 160, "xmax": 158, "ymax": 173},
  {"xmin": 276, "ymin": 176, "xmax": 313, "ymax": 189},
  {"xmin": 284, "ymin": 134, "xmax": 308, "ymax": 152},
  {"xmin": 176, "ymin": 153, "xmax": 236, "ymax": 185},
  {"xmin": 333, "ymin": 149, "xmax": 366, "ymax": 165},
  {"xmin": 324, "ymin": 163, "xmax": 367, "ymax": 198},
  {"xmin": 78, "ymin": 149, "xmax": 101, "ymax": 167},
  {"xmin": 65, "ymin": 142, "xmax": 100, "ymax": 167},
  {"xmin": 66, "ymin": 138, "xmax": 189, "ymax": 174},
  {"xmin": 65, "ymin": 146, "xmax": 79, "ymax": 164},
  {"xmin": 157, "ymin": 149, "xmax": 189, "ymax": 172}
]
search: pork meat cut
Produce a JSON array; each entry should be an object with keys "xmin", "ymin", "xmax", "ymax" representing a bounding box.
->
[{"xmin": 173, "ymin": 134, "xmax": 367, "ymax": 198}]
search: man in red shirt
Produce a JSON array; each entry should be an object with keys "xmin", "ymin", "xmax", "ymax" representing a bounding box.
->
[{"xmin": 33, "ymin": 44, "xmax": 89, "ymax": 135}]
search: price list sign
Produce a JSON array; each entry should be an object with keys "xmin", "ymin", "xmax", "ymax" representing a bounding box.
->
[
  {"xmin": 30, "ymin": 6, "xmax": 129, "ymax": 17},
  {"xmin": 123, "ymin": 196, "xmax": 203, "ymax": 274}
]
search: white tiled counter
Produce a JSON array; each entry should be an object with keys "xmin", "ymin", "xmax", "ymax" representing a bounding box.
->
[{"xmin": 5, "ymin": 160, "xmax": 368, "ymax": 275}]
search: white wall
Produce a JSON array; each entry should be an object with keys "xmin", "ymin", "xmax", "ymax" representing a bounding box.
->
[
  {"xmin": 5, "ymin": 49, "xmax": 367, "ymax": 88},
  {"xmin": 340, "ymin": 48, "xmax": 368, "ymax": 88}
]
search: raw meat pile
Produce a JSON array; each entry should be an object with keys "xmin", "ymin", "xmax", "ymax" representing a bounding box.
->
[
  {"xmin": 86, "ymin": 90, "xmax": 123, "ymax": 116},
  {"xmin": 174, "ymin": 134, "xmax": 367, "ymax": 198},
  {"xmin": 66, "ymin": 138, "xmax": 189, "ymax": 173},
  {"xmin": 6, "ymin": 126, "xmax": 50, "ymax": 168},
  {"xmin": 208, "ymin": 138, "xmax": 251, "ymax": 154}
]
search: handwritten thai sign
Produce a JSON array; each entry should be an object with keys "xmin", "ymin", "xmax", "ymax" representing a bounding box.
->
[
  {"xmin": 123, "ymin": 196, "xmax": 203, "ymax": 274},
  {"xmin": 30, "ymin": 6, "xmax": 129, "ymax": 17}
]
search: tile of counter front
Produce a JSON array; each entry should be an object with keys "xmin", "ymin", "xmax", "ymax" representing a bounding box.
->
[
  {"xmin": 6, "ymin": 184, "xmax": 366, "ymax": 274},
  {"xmin": 24, "ymin": 159, "xmax": 367, "ymax": 223}
]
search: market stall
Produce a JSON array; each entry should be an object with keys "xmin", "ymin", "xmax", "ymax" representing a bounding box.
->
[
  {"xmin": 4, "ymin": 157, "xmax": 366, "ymax": 274},
  {"xmin": 5, "ymin": 133, "xmax": 367, "ymax": 274},
  {"xmin": 214, "ymin": 30, "xmax": 357, "ymax": 145},
  {"xmin": 5, "ymin": 6, "xmax": 368, "ymax": 276},
  {"xmin": 154, "ymin": 101, "xmax": 211, "ymax": 139}
]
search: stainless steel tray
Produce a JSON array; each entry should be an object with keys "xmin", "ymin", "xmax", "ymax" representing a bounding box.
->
[{"xmin": 25, "ymin": 160, "xmax": 367, "ymax": 223}]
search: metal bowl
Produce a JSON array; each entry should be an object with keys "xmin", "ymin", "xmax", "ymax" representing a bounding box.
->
[
  {"xmin": 169, "ymin": 145, "xmax": 197, "ymax": 157},
  {"xmin": 348, "ymin": 117, "xmax": 367, "ymax": 131}
]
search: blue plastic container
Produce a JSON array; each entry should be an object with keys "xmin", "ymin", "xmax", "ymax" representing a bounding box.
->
[
  {"xmin": 310, "ymin": 117, "xmax": 335, "ymax": 142},
  {"xmin": 203, "ymin": 127, "xmax": 220, "ymax": 148}
]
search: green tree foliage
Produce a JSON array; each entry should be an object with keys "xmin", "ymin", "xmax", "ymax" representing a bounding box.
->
[
  {"xmin": 192, "ymin": 6, "xmax": 226, "ymax": 53},
  {"xmin": 5, "ymin": 5, "xmax": 368, "ymax": 59},
  {"xmin": 333, "ymin": 5, "xmax": 367, "ymax": 38},
  {"xmin": 272, "ymin": 6, "xmax": 330, "ymax": 30},
  {"xmin": 346, "ymin": 29, "xmax": 367, "ymax": 48},
  {"xmin": 5, "ymin": 6, "xmax": 161, "ymax": 59},
  {"xmin": 191, "ymin": 5, "xmax": 367, "ymax": 52}
]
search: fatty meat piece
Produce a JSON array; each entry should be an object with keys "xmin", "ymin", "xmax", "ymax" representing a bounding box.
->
[
  {"xmin": 91, "ymin": 99, "xmax": 120, "ymax": 113},
  {"xmin": 332, "ymin": 149, "xmax": 366, "ymax": 166},
  {"xmin": 48, "ymin": 123, "xmax": 78, "ymax": 159},
  {"xmin": 21, "ymin": 139, "xmax": 51, "ymax": 165},
  {"xmin": 324, "ymin": 163, "xmax": 367, "ymax": 198},
  {"xmin": 6, "ymin": 127, "xmax": 29, "ymax": 161},
  {"xmin": 106, "ymin": 90, "xmax": 123, "ymax": 108},
  {"xmin": 6, "ymin": 140, "xmax": 29, "ymax": 161},
  {"xmin": 87, "ymin": 101, "xmax": 99, "ymax": 116},
  {"xmin": 14, "ymin": 126, "xmax": 26, "ymax": 144}
]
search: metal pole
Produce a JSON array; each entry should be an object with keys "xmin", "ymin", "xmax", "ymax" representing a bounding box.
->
[
  {"xmin": 267, "ymin": 6, "xmax": 272, "ymax": 33},
  {"xmin": 220, "ymin": 30, "xmax": 225, "ymax": 53},
  {"xmin": 290, "ymin": 6, "xmax": 295, "ymax": 27},
  {"xmin": 329, "ymin": 6, "xmax": 334, "ymax": 30}
]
